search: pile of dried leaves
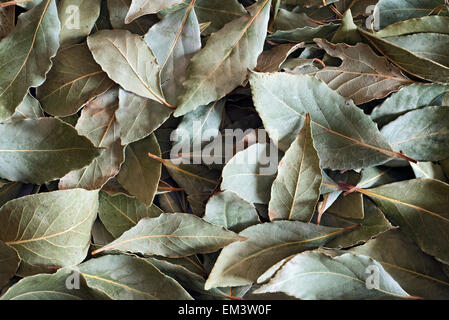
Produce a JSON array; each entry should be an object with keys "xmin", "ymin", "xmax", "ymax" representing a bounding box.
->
[{"xmin": 0, "ymin": 0, "xmax": 449, "ymax": 300}]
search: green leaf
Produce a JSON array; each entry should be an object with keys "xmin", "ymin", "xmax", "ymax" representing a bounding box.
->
[
  {"xmin": 107, "ymin": 0, "xmax": 157, "ymax": 35},
  {"xmin": 0, "ymin": 240, "xmax": 19, "ymax": 288},
  {"xmin": 98, "ymin": 191, "xmax": 163, "ymax": 238},
  {"xmin": 371, "ymin": 83, "xmax": 449, "ymax": 126},
  {"xmin": 194, "ymin": 0, "xmax": 247, "ymax": 35},
  {"xmin": 331, "ymin": 9, "xmax": 361, "ymax": 45},
  {"xmin": 375, "ymin": 16, "xmax": 449, "ymax": 38},
  {"xmin": 204, "ymin": 190, "xmax": 260, "ymax": 233},
  {"xmin": 0, "ymin": 189, "xmax": 98, "ymax": 270},
  {"xmin": 268, "ymin": 114, "xmax": 322, "ymax": 222},
  {"xmin": 249, "ymin": 72, "xmax": 407, "ymax": 170},
  {"xmin": 117, "ymin": 134, "xmax": 161, "ymax": 206},
  {"xmin": 0, "ymin": 118, "xmax": 100, "ymax": 184},
  {"xmin": 320, "ymin": 199, "xmax": 394, "ymax": 248},
  {"xmin": 116, "ymin": 89, "xmax": 172, "ymax": 145},
  {"xmin": 272, "ymin": 8, "xmax": 319, "ymax": 30},
  {"xmin": 268, "ymin": 24, "xmax": 339, "ymax": 43},
  {"xmin": 0, "ymin": 268, "xmax": 109, "ymax": 300},
  {"xmin": 7, "ymin": 93, "xmax": 44, "ymax": 123},
  {"xmin": 37, "ymin": 42, "xmax": 115, "ymax": 117},
  {"xmin": 87, "ymin": 29, "xmax": 173, "ymax": 108},
  {"xmin": 358, "ymin": 178, "xmax": 449, "ymax": 265},
  {"xmin": 221, "ymin": 143, "xmax": 279, "ymax": 204},
  {"xmin": 359, "ymin": 27, "xmax": 449, "ymax": 84},
  {"xmin": 79, "ymin": 254, "xmax": 193, "ymax": 300},
  {"xmin": 351, "ymin": 230, "xmax": 449, "ymax": 299},
  {"xmin": 0, "ymin": 0, "xmax": 60, "ymax": 120},
  {"xmin": 59, "ymin": 89, "xmax": 124, "ymax": 190},
  {"xmin": 174, "ymin": 0, "xmax": 271, "ymax": 117},
  {"xmin": 125, "ymin": 0, "xmax": 184, "ymax": 23},
  {"xmin": 254, "ymin": 251, "xmax": 409, "ymax": 299},
  {"xmin": 314, "ymin": 39, "xmax": 413, "ymax": 104},
  {"xmin": 205, "ymin": 221, "xmax": 355, "ymax": 289},
  {"xmin": 58, "ymin": 0, "xmax": 101, "ymax": 46},
  {"xmin": 410, "ymin": 162, "xmax": 448, "ymax": 182},
  {"xmin": 92, "ymin": 213, "xmax": 246, "ymax": 258},
  {"xmin": 144, "ymin": 0, "xmax": 201, "ymax": 106},
  {"xmin": 380, "ymin": 106, "xmax": 449, "ymax": 161},
  {"xmin": 375, "ymin": 0, "xmax": 443, "ymax": 29}
]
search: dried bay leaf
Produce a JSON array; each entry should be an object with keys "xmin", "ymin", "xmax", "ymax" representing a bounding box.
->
[
  {"xmin": 314, "ymin": 39, "xmax": 413, "ymax": 104},
  {"xmin": 249, "ymin": 72, "xmax": 409, "ymax": 170},
  {"xmin": 92, "ymin": 213, "xmax": 246, "ymax": 258},
  {"xmin": 0, "ymin": 189, "xmax": 99, "ymax": 270},
  {"xmin": 205, "ymin": 221, "xmax": 356, "ymax": 289},
  {"xmin": 0, "ymin": 118, "xmax": 100, "ymax": 184},
  {"xmin": 59, "ymin": 89, "xmax": 124, "ymax": 190},
  {"xmin": 37, "ymin": 42, "xmax": 115, "ymax": 117},
  {"xmin": 107, "ymin": 0, "xmax": 157, "ymax": 35},
  {"xmin": 79, "ymin": 254, "xmax": 193, "ymax": 300},
  {"xmin": 98, "ymin": 191, "xmax": 163, "ymax": 238},
  {"xmin": 125, "ymin": 0, "xmax": 184, "ymax": 24},
  {"xmin": 175, "ymin": 0, "xmax": 271, "ymax": 116},
  {"xmin": 268, "ymin": 115, "xmax": 322, "ymax": 222},
  {"xmin": 0, "ymin": 240, "xmax": 19, "ymax": 288},
  {"xmin": 0, "ymin": 0, "xmax": 60, "ymax": 120}
]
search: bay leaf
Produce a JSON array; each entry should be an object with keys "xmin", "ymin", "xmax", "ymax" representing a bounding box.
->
[
  {"xmin": 268, "ymin": 24, "xmax": 339, "ymax": 43},
  {"xmin": 249, "ymin": 72, "xmax": 408, "ymax": 170},
  {"xmin": 204, "ymin": 190, "xmax": 260, "ymax": 233},
  {"xmin": 92, "ymin": 213, "xmax": 246, "ymax": 258},
  {"xmin": 174, "ymin": 0, "xmax": 271, "ymax": 117},
  {"xmin": 0, "ymin": 240, "xmax": 19, "ymax": 288},
  {"xmin": 107, "ymin": 0, "xmax": 157, "ymax": 35},
  {"xmin": 0, "ymin": 189, "xmax": 99, "ymax": 270},
  {"xmin": 268, "ymin": 114, "xmax": 322, "ymax": 222},
  {"xmin": 87, "ymin": 29, "xmax": 173, "ymax": 108},
  {"xmin": 375, "ymin": 16, "xmax": 449, "ymax": 38},
  {"xmin": 98, "ymin": 191, "xmax": 163, "ymax": 238},
  {"xmin": 117, "ymin": 134, "xmax": 161, "ymax": 205},
  {"xmin": 411, "ymin": 162, "xmax": 448, "ymax": 182},
  {"xmin": 194, "ymin": 0, "xmax": 247, "ymax": 35},
  {"xmin": 0, "ymin": 0, "xmax": 60, "ymax": 120},
  {"xmin": 79, "ymin": 254, "xmax": 193, "ymax": 300},
  {"xmin": 255, "ymin": 43, "xmax": 303, "ymax": 73},
  {"xmin": 314, "ymin": 39, "xmax": 413, "ymax": 104},
  {"xmin": 59, "ymin": 88, "xmax": 124, "ymax": 190},
  {"xmin": 205, "ymin": 221, "xmax": 355, "ymax": 289},
  {"xmin": 125, "ymin": 0, "xmax": 184, "ymax": 24},
  {"xmin": 0, "ymin": 118, "xmax": 100, "ymax": 184},
  {"xmin": 0, "ymin": 4, "xmax": 14, "ymax": 41},
  {"xmin": 254, "ymin": 251, "xmax": 409, "ymax": 299},
  {"xmin": 37, "ymin": 42, "xmax": 115, "ymax": 117}
]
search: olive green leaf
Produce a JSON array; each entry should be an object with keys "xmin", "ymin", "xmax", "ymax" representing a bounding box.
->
[
  {"xmin": 359, "ymin": 28, "xmax": 449, "ymax": 84},
  {"xmin": 375, "ymin": 16, "xmax": 449, "ymax": 38},
  {"xmin": 87, "ymin": 29, "xmax": 173, "ymax": 108},
  {"xmin": 125, "ymin": 0, "xmax": 184, "ymax": 24},
  {"xmin": 0, "ymin": 189, "xmax": 99, "ymax": 270},
  {"xmin": 204, "ymin": 191, "xmax": 260, "ymax": 233},
  {"xmin": 357, "ymin": 179, "xmax": 449, "ymax": 265},
  {"xmin": 0, "ymin": 268, "xmax": 109, "ymax": 300},
  {"xmin": 331, "ymin": 9, "xmax": 361, "ymax": 45},
  {"xmin": 371, "ymin": 83, "xmax": 449, "ymax": 126},
  {"xmin": 0, "ymin": 118, "xmax": 100, "ymax": 184},
  {"xmin": 59, "ymin": 89, "xmax": 124, "ymax": 190},
  {"xmin": 380, "ymin": 106, "xmax": 449, "ymax": 161},
  {"xmin": 321, "ymin": 199, "xmax": 394, "ymax": 248},
  {"xmin": 351, "ymin": 230, "xmax": 449, "ymax": 300},
  {"xmin": 117, "ymin": 134, "xmax": 161, "ymax": 206},
  {"xmin": 0, "ymin": 240, "xmax": 19, "ymax": 288},
  {"xmin": 314, "ymin": 39, "xmax": 413, "ymax": 104},
  {"xmin": 193, "ymin": 0, "xmax": 247, "ymax": 35},
  {"xmin": 79, "ymin": 254, "xmax": 193, "ymax": 300},
  {"xmin": 92, "ymin": 213, "xmax": 246, "ymax": 257},
  {"xmin": 58, "ymin": 0, "xmax": 101, "ymax": 46},
  {"xmin": 37, "ymin": 42, "xmax": 115, "ymax": 117},
  {"xmin": 254, "ymin": 251, "xmax": 409, "ymax": 299},
  {"xmin": 174, "ymin": 0, "xmax": 271, "ymax": 117},
  {"xmin": 375, "ymin": 0, "xmax": 443, "ymax": 29},
  {"xmin": 7, "ymin": 93, "xmax": 44, "ymax": 123},
  {"xmin": 107, "ymin": 0, "xmax": 157, "ymax": 35},
  {"xmin": 221, "ymin": 143, "xmax": 280, "ymax": 204},
  {"xmin": 0, "ymin": 0, "xmax": 60, "ymax": 120},
  {"xmin": 273, "ymin": 8, "xmax": 320, "ymax": 30},
  {"xmin": 268, "ymin": 24, "xmax": 339, "ymax": 43},
  {"xmin": 0, "ymin": 4, "xmax": 14, "ymax": 41},
  {"xmin": 98, "ymin": 191, "xmax": 163, "ymax": 238},
  {"xmin": 268, "ymin": 114, "xmax": 322, "ymax": 222},
  {"xmin": 205, "ymin": 221, "xmax": 355, "ymax": 289},
  {"xmin": 116, "ymin": 89, "xmax": 172, "ymax": 145},
  {"xmin": 144, "ymin": 0, "xmax": 201, "ymax": 106},
  {"xmin": 249, "ymin": 72, "xmax": 410, "ymax": 170}
]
